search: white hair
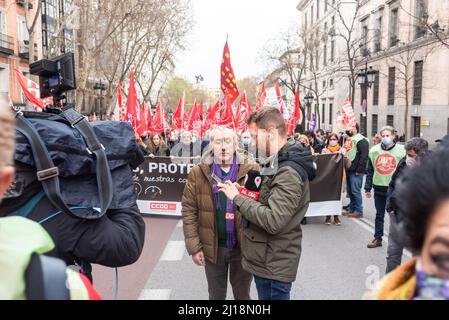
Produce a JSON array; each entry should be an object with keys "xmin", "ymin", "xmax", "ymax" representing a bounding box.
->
[
  {"xmin": 209, "ymin": 125, "xmax": 237, "ymax": 144},
  {"xmin": 380, "ymin": 126, "xmax": 395, "ymax": 135}
]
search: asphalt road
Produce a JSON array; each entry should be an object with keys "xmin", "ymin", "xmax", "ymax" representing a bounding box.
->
[{"xmin": 93, "ymin": 193, "xmax": 411, "ymax": 300}]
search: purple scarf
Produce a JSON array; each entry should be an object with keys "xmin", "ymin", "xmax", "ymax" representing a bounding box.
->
[{"xmin": 211, "ymin": 156, "xmax": 239, "ymax": 249}]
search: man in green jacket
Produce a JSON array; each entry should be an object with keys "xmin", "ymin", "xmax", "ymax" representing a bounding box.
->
[{"xmin": 219, "ymin": 108, "xmax": 316, "ymax": 300}]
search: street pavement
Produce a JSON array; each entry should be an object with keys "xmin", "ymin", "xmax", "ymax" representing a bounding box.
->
[{"xmin": 94, "ymin": 193, "xmax": 411, "ymax": 300}]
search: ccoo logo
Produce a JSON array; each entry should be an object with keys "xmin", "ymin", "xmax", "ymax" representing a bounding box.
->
[{"xmin": 375, "ymin": 154, "xmax": 397, "ymax": 175}]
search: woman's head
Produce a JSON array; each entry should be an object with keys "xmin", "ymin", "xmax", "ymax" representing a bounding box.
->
[
  {"xmin": 397, "ymin": 147, "xmax": 449, "ymax": 278},
  {"xmin": 151, "ymin": 133, "xmax": 162, "ymax": 147},
  {"xmin": 327, "ymin": 133, "xmax": 339, "ymax": 148},
  {"xmin": 297, "ymin": 134, "xmax": 310, "ymax": 147}
]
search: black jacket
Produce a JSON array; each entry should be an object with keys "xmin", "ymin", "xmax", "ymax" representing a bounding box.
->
[
  {"xmin": 0, "ymin": 179, "xmax": 145, "ymax": 270},
  {"xmin": 276, "ymin": 139, "xmax": 316, "ymax": 182},
  {"xmin": 347, "ymin": 138, "xmax": 369, "ymax": 174},
  {"xmin": 386, "ymin": 157, "xmax": 407, "ymax": 213}
]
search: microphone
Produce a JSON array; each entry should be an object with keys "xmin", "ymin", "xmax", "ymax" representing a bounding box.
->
[{"xmin": 240, "ymin": 170, "xmax": 262, "ymax": 201}]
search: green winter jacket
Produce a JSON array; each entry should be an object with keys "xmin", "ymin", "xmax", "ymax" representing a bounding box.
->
[{"xmin": 233, "ymin": 139, "xmax": 315, "ymax": 283}]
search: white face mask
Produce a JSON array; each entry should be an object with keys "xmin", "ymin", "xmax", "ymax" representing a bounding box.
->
[
  {"xmin": 382, "ymin": 137, "xmax": 393, "ymax": 146},
  {"xmin": 329, "ymin": 140, "xmax": 338, "ymax": 147},
  {"xmin": 406, "ymin": 156, "xmax": 418, "ymax": 168},
  {"xmin": 191, "ymin": 137, "xmax": 197, "ymax": 143}
]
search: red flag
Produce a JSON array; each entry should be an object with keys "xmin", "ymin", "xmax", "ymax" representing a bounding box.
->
[
  {"xmin": 255, "ymin": 83, "xmax": 267, "ymax": 111},
  {"xmin": 275, "ymin": 83, "xmax": 290, "ymax": 120},
  {"xmin": 126, "ymin": 70, "xmax": 140, "ymax": 135},
  {"xmin": 117, "ymin": 81, "xmax": 127, "ymax": 121},
  {"xmin": 14, "ymin": 69, "xmax": 53, "ymax": 112},
  {"xmin": 192, "ymin": 101, "xmax": 204, "ymax": 136},
  {"xmin": 137, "ymin": 102, "xmax": 148, "ymax": 136},
  {"xmin": 336, "ymin": 97, "xmax": 357, "ymax": 131},
  {"xmin": 171, "ymin": 93, "xmax": 186, "ymax": 131},
  {"xmin": 202, "ymin": 100, "xmax": 220, "ymax": 132},
  {"xmin": 218, "ymin": 94, "xmax": 236, "ymax": 128},
  {"xmin": 286, "ymin": 89, "xmax": 302, "ymax": 136},
  {"xmin": 150, "ymin": 103, "xmax": 170, "ymax": 134},
  {"xmin": 184, "ymin": 100, "xmax": 197, "ymax": 131},
  {"xmin": 235, "ymin": 93, "xmax": 252, "ymax": 133},
  {"xmin": 220, "ymin": 41, "xmax": 240, "ymax": 105},
  {"xmin": 146, "ymin": 103, "xmax": 153, "ymax": 132}
]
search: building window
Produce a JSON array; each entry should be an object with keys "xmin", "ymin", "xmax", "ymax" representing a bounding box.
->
[
  {"xmin": 317, "ymin": 0, "xmax": 320, "ymax": 20},
  {"xmin": 387, "ymin": 115, "xmax": 394, "ymax": 127},
  {"xmin": 311, "ymin": 5, "xmax": 314, "ymax": 24},
  {"xmin": 0, "ymin": 10, "xmax": 7, "ymax": 35},
  {"xmin": 372, "ymin": 114, "xmax": 378, "ymax": 136},
  {"xmin": 412, "ymin": 116, "xmax": 421, "ymax": 137},
  {"xmin": 388, "ymin": 67, "xmax": 395, "ymax": 105},
  {"xmin": 323, "ymin": 43, "xmax": 327, "ymax": 66},
  {"xmin": 361, "ymin": 24, "xmax": 369, "ymax": 56},
  {"xmin": 330, "ymin": 38, "xmax": 335, "ymax": 62},
  {"xmin": 325, "ymin": 0, "xmax": 328, "ymax": 12},
  {"xmin": 373, "ymin": 72, "xmax": 379, "ymax": 106},
  {"xmin": 329, "ymin": 103, "xmax": 333, "ymax": 125},
  {"xmin": 389, "ymin": 7, "xmax": 399, "ymax": 47},
  {"xmin": 360, "ymin": 115, "xmax": 367, "ymax": 136},
  {"xmin": 332, "ymin": 15, "xmax": 335, "ymax": 25},
  {"xmin": 322, "ymin": 103, "xmax": 326, "ymax": 124},
  {"xmin": 415, "ymin": 0, "xmax": 428, "ymax": 39},
  {"xmin": 374, "ymin": 16, "xmax": 383, "ymax": 53},
  {"xmin": 329, "ymin": 78, "xmax": 334, "ymax": 87},
  {"xmin": 413, "ymin": 60, "xmax": 423, "ymax": 105},
  {"xmin": 322, "ymin": 80, "xmax": 326, "ymax": 88}
]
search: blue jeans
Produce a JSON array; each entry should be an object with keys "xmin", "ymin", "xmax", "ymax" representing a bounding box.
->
[
  {"xmin": 347, "ymin": 173, "xmax": 363, "ymax": 214},
  {"xmin": 374, "ymin": 191, "xmax": 387, "ymax": 240},
  {"xmin": 254, "ymin": 276, "xmax": 292, "ymax": 300}
]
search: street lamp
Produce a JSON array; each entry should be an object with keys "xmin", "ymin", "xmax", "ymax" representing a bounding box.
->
[
  {"xmin": 94, "ymin": 80, "xmax": 107, "ymax": 120},
  {"xmin": 357, "ymin": 65, "xmax": 377, "ymax": 136},
  {"xmin": 304, "ymin": 91, "xmax": 314, "ymax": 128}
]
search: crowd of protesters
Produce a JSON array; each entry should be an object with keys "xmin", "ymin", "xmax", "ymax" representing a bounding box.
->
[{"xmin": 3, "ymin": 94, "xmax": 449, "ymax": 300}]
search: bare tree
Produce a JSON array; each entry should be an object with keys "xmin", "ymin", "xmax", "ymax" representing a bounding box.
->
[
  {"xmin": 329, "ymin": 0, "xmax": 367, "ymax": 106},
  {"xmin": 23, "ymin": 0, "xmax": 42, "ymax": 65},
  {"xmin": 399, "ymin": 0, "xmax": 449, "ymax": 49}
]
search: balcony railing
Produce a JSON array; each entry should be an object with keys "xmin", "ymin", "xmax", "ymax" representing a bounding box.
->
[{"xmin": 0, "ymin": 33, "xmax": 14, "ymax": 55}]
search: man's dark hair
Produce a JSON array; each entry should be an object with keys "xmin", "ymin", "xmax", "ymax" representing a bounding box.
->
[
  {"xmin": 405, "ymin": 138, "xmax": 428, "ymax": 156},
  {"xmin": 247, "ymin": 107, "xmax": 286, "ymax": 136},
  {"xmin": 316, "ymin": 129, "xmax": 325, "ymax": 136},
  {"xmin": 304, "ymin": 130, "xmax": 315, "ymax": 139},
  {"xmin": 355, "ymin": 123, "xmax": 359, "ymax": 133},
  {"xmin": 396, "ymin": 146, "xmax": 449, "ymax": 253}
]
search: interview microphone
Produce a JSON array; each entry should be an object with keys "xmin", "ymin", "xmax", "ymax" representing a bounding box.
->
[
  {"xmin": 240, "ymin": 170, "xmax": 263, "ymax": 201},
  {"xmin": 239, "ymin": 170, "xmax": 262, "ymax": 229}
]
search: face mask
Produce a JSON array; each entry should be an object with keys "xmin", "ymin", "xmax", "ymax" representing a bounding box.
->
[
  {"xmin": 242, "ymin": 139, "xmax": 251, "ymax": 146},
  {"xmin": 191, "ymin": 137, "xmax": 197, "ymax": 143},
  {"xmin": 329, "ymin": 140, "xmax": 338, "ymax": 147},
  {"xmin": 415, "ymin": 261, "xmax": 449, "ymax": 300},
  {"xmin": 406, "ymin": 156, "xmax": 418, "ymax": 168},
  {"xmin": 382, "ymin": 137, "xmax": 393, "ymax": 146}
]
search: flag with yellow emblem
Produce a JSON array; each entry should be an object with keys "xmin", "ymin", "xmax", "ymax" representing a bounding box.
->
[{"xmin": 220, "ymin": 40, "xmax": 240, "ymax": 105}]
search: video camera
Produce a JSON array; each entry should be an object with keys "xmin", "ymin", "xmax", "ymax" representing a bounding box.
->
[{"xmin": 30, "ymin": 52, "xmax": 76, "ymax": 112}]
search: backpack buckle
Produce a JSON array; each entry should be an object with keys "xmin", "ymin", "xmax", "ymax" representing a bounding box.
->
[{"xmin": 37, "ymin": 167, "xmax": 60, "ymax": 181}]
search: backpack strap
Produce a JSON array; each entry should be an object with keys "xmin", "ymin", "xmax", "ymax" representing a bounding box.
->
[
  {"xmin": 15, "ymin": 114, "xmax": 82, "ymax": 219},
  {"xmin": 25, "ymin": 253, "xmax": 70, "ymax": 300},
  {"xmin": 61, "ymin": 108, "xmax": 113, "ymax": 216}
]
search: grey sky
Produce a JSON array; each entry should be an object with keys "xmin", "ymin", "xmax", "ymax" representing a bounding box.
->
[{"xmin": 175, "ymin": 0, "xmax": 300, "ymax": 88}]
